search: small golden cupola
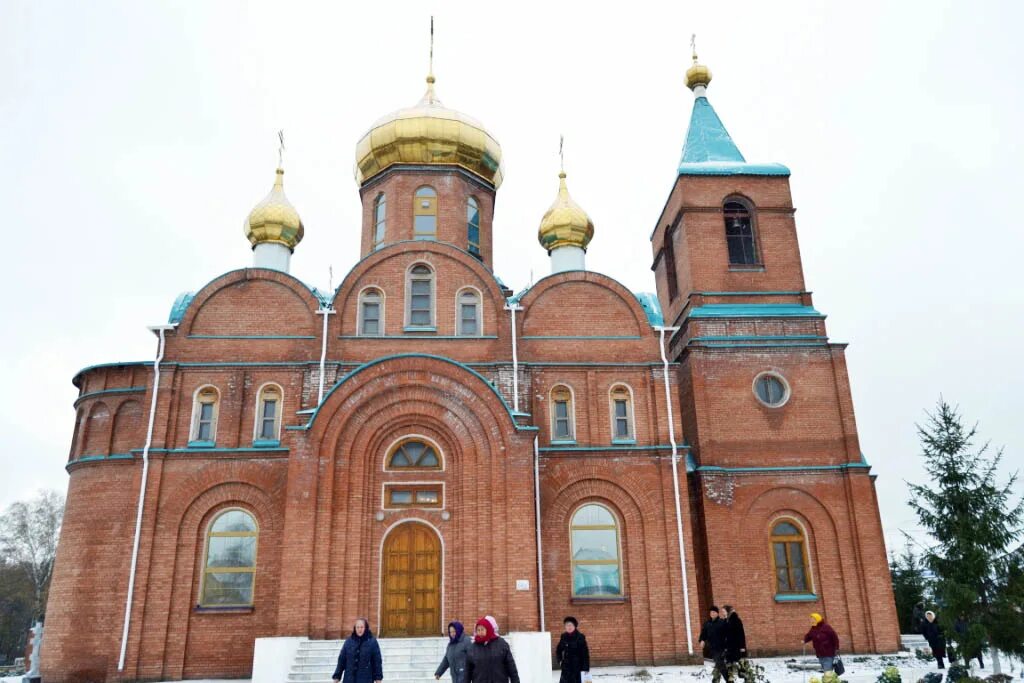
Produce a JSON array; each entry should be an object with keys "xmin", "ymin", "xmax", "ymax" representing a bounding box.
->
[
  {"xmin": 538, "ymin": 169, "xmax": 594, "ymax": 274},
  {"xmin": 353, "ymin": 72, "xmax": 504, "ymax": 188},
  {"xmin": 685, "ymin": 35, "xmax": 712, "ymax": 94},
  {"xmin": 244, "ymin": 166, "xmax": 304, "ymax": 273}
]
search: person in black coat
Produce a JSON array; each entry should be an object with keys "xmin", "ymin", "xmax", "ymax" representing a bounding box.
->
[
  {"xmin": 333, "ymin": 618, "xmax": 383, "ymax": 683},
  {"xmin": 698, "ymin": 606, "xmax": 729, "ymax": 681},
  {"xmin": 556, "ymin": 616, "xmax": 590, "ymax": 683},
  {"xmin": 912, "ymin": 602, "xmax": 926, "ymax": 634},
  {"xmin": 723, "ymin": 605, "xmax": 747, "ymax": 663},
  {"xmin": 466, "ymin": 615, "xmax": 520, "ymax": 683},
  {"xmin": 921, "ymin": 611, "xmax": 947, "ymax": 670}
]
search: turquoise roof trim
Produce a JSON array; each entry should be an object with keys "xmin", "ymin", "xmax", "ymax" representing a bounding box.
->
[
  {"xmin": 678, "ymin": 97, "xmax": 790, "ymax": 177},
  {"xmin": 688, "ymin": 303, "xmax": 824, "ymax": 319},
  {"xmin": 633, "ymin": 292, "xmax": 665, "ymax": 327},
  {"xmin": 168, "ymin": 292, "xmax": 195, "ymax": 324}
]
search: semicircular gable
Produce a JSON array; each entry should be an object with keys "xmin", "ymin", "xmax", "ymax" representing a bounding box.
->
[
  {"xmin": 179, "ymin": 269, "xmax": 321, "ymax": 337},
  {"xmin": 307, "ymin": 354, "xmax": 521, "ymax": 452},
  {"xmin": 519, "ymin": 272, "xmax": 650, "ymax": 337},
  {"xmin": 332, "ymin": 241, "xmax": 508, "ymax": 318}
]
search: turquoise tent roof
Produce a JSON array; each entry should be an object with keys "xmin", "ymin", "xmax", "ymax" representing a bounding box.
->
[{"xmin": 677, "ymin": 96, "xmax": 789, "ymax": 177}]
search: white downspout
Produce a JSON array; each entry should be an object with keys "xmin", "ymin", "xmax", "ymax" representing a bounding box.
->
[
  {"xmin": 505, "ymin": 303, "xmax": 523, "ymax": 412},
  {"xmin": 118, "ymin": 323, "xmax": 174, "ymax": 671},
  {"xmin": 658, "ymin": 325, "xmax": 693, "ymax": 656},
  {"xmin": 533, "ymin": 435, "xmax": 545, "ymax": 633},
  {"xmin": 316, "ymin": 307, "xmax": 336, "ymax": 404}
]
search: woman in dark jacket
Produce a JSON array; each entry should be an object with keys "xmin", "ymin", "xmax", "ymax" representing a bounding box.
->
[
  {"xmin": 921, "ymin": 611, "xmax": 947, "ymax": 670},
  {"xmin": 556, "ymin": 616, "xmax": 590, "ymax": 683},
  {"xmin": 333, "ymin": 618, "xmax": 383, "ymax": 683},
  {"xmin": 436, "ymin": 621, "xmax": 474, "ymax": 683},
  {"xmin": 466, "ymin": 615, "xmax": 520, "ymax": 683},
  {"xmin": 723, "ymin": 605, "xmax": 747, "ymax": 663}
]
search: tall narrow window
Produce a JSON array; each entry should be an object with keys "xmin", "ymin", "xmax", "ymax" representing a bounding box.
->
[
  {"xmin": 770, "ymin": 519, "xmax": 811, "ymax": 594},
  {"xmin": 200, "ymin": 509, "xmax": 258, "ymax": 607},
  {"xmin": 414, "ymin": 186, "xmax": 437, "ymax": 240},
  {"xmin": 373, "ymin": 193, "xmax": 387, "ymax": 249},
  {"xmin": 191, "ymin": 387, "xmax": 219, "ymax": 444},
  {"xmin": 407, "ymin": 264, "xmax": 435, "ymax": 328},
  {"xmin": 360, "ymin": 288, "xmax": 383, "ymax": 336},
  {"xmin": 724, "ymin": 201, "xmax": 759, "ymax": 265},
  {"xmin": 255, "ymin": 385, "xmax": 282, "ymax": 442},
  {"xmin": 664, "ymin": 224, "xmax": 679, "ymax": 301},
  {"xmin": 550, "ymin": 385, "xmax": 575, "ymax": 442},
  {"xmin": 570, "ymin": 504, "xmax": 622, "ymax": 597},
  {"xmin": 467, "ymin": 197, "xmax": 481, "ymax": 258},
  {"xmin": 457, "ymin": 289, "xmax": 481, "ymax": 336},
  {"xmin": 609, "ymin": 385, "xmax": 634, "ymax": 441}
]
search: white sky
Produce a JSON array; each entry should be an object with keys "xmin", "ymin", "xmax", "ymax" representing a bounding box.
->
[{"xmin": 1, "ymin": 1, "xmax": 1022, "ymax": 559}]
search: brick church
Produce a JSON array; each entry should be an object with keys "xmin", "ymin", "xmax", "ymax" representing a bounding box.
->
[{"xmin": 43, "ymin": 49, "xmax": 899, "ymax": 681}]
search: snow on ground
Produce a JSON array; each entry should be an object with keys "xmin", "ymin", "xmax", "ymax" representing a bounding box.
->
[{"xmin": 4, "ymin": 652, "xmax": 1009, "ymax": 683}]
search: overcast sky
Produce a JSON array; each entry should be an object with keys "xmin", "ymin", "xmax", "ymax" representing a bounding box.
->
[{"xmin": 1, "ymin": 1, "xmax": 1021, "ymax": 558}]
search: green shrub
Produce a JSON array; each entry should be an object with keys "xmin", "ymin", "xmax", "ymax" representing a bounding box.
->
[{"xmin": 876, "ymin": 665, "xmax": 903, "ymax": 683}]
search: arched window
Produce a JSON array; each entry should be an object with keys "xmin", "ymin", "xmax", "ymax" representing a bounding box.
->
[
  {"xmin": 373, "ymin": 193, "xmax": 387, "ymax": 250},
  {"xmin": 770, "ymin": 519, "xmax": 811, "ymax": 594},
  {"xmin": 664, "ymin": 222, "xmax": 679, "ymax": 301},
  {"xmin": 457, "ymin": 289, "xmax": 481, "ymax": 336},
  {"xmin": 81, "ymin": 402, "xmax": 111, "ymax": 456},
  {"xmin": 467, "ymin": 197, "xmax": 481, "ymax": 258},
  {"xmin": 724, "ymin": 200, "xmax": 759, "ymax": 265},
  {"xmin": 609, "ymin": 384, "xmax": 634, "ymax": 442},
  {"xmin": 359, "ymin": 288, "xmax": 384, "ymax": 336},
  {"xmin": 413, "ymin": 186, "xmax": 437, "ymax": 240},
  {"xmin": 254, "ymin": 384, "xmax": 282, "ymax": 442},
  {"xmin": 190, "ymin": 387, "xmax": 219, "ymax": 445},
  {"xmin": 550, "ymin": 385, "xmax": 575, "ymax": 442},
  {"xmin": 407, "ymin": 264, "xmax": 435, "ymax": 328},
  {"xmin": 570, "ymin": 503, "xmax": 622, "ymax": 597},
  {"xmin": 387, "ymin": 439, "xmax": 442, "ymax": 470},
  {"xmin": 200, "ymin": 509, "xmax": 259, "ymax": 607}
]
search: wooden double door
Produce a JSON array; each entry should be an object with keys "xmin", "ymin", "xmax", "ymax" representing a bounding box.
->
[{"xmin": 381, "ymin": 522, "xmax": 441, "ymax": 636}]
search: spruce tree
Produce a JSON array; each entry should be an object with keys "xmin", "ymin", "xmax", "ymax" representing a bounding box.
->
[
  {"xmin": 907, "ymin": 399, "xmax": 1024, "ymax": 663},
  {"xmin": 890, "ymin": 546, "xmax": 929, "ymax": 633}
]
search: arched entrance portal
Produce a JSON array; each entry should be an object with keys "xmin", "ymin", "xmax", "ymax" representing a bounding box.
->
[{"xmin": 381, "ymin": 522, "xmax": 442, "ymax": 636}]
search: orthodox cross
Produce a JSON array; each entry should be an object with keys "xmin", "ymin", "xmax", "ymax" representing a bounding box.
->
[{"xmin": 277, "ymin": 130, "xmax": 285, "ymax": 168}]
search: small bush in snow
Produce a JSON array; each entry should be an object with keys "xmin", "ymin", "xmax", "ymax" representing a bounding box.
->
[{"xmin": 877, "ymin": 665, "xmax": 903, "ymax": 683}]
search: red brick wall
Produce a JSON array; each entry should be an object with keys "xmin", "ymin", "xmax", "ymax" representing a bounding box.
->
[{"xmin": 358, "ymin": 168, "xmax": 496, "ymax": 267}]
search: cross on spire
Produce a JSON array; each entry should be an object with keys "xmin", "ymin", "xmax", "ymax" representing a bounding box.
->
[
  {"xmin": 429, "ymin": 16, "xmax": 434, "ymax": 79},
  {"xmin": 277, "ymin": 130, "xmax": 285, "ymax": 169},
  {"xmin": 691, "ymin": 33, "xmax": 698, "ymax": 63},
  {"xmin": 559, "ymin": 134, "xmax": 565, "ymax": 174}
]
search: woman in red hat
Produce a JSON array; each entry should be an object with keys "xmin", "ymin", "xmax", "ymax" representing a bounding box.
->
[{"xmin": 465, "ymin": 615, "xmax": 520, "ymax": 683}]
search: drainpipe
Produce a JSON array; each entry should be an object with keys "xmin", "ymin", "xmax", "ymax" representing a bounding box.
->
[
  {"xmin": 533, "ymin": 435, "xmax": 545, "ymax": 633},
  {"xmin": 316, "ymin": 306, "xmax": 336, "ymax": 404},
  {"xmin": 118, "ymin": 323, "xmax": 175, "ymax": 671},
  {"xmin": 504, "ymin": 303, "xmax": 523, "ymax": 412},
  {"xmin": 657, "ymin": 325, "xmax": 693, "ymax": 656}
]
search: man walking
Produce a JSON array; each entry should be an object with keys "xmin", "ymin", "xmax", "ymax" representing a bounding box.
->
[{"xmin": 698, "ymin": 606, "xmax": 729, "ymax": 682}]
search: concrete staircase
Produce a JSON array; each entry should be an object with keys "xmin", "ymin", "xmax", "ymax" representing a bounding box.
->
[{"xmin": 287, "ymin": 637, "xmax": 447, "ymax": 683}]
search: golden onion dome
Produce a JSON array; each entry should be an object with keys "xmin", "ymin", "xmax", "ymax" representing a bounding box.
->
[
  {"xmin": 685, "ymin": 49, "xmax": 712, "ymax": 90},
  {"xmin": 538, "ymin": 171, "xmax": 594, "ymax": 253},
  {"xmin": 354, "ymin": 75, "xmax": 504, "ymax": 188},
  {"xmin": 244, "ymin": 168, "xmax": 304, "ymax": 251}
]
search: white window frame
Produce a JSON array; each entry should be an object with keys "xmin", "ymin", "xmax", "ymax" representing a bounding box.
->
[
  {"xmin": 358, "ymin": 286, "xmax": 386, "ymax": 336},
  {"xmin": 455, "ymin": 287, "xmax": 483, "ymax": 337},
  {"xmin": 549, "ymin": 384, "xmax": 577, "ymax": 442},
  {"xmin": 253, "ymin": 382, "xmax": 283, "ymax": 442},
  {"xmin": 405, "ymin": 262, "xmax": 436, "ymax": 328},
  {"xmin": 608, "ymin": 383, "xmax": 635, "ymax": 442},
  {"xmin": 190, "ymin": 385, "xmax": 220, "ymax": 443}
]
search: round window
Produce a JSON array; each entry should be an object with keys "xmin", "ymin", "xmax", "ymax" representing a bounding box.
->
[{"xmin": 753, "ymin": 372, "xmax": 790, "ymax": 408}]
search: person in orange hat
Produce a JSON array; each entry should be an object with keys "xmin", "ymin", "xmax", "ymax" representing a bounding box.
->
[{"xmin": 803, "ymin": 613, "xmax": 840, "ymax": 672}]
